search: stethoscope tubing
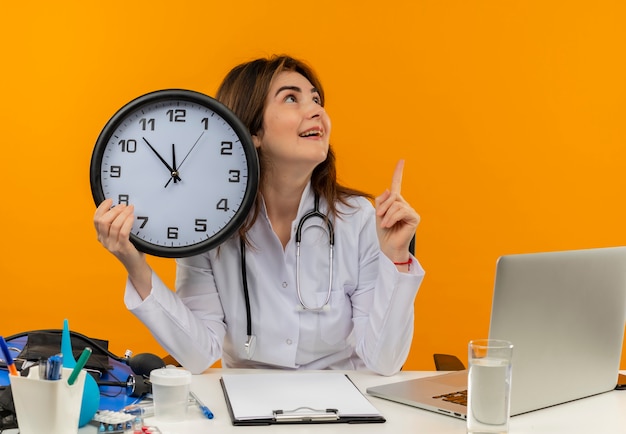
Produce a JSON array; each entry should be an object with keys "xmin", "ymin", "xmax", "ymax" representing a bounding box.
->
[
  {"xmin": 295, "ymin": 200, "xmax": 334, "ymax": 311},
  {"xmin": 240, "ymin": 194, "xmax": 334, "ymax": 358}
]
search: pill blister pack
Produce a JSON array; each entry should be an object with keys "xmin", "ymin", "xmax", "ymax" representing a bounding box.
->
[
  {"xmin": 90, "ymin": 410, "xmax": 163, "ymax": 433},
  {"xmin": 90, "ymin": 410, "xmax": 136, "ymax": 432}
]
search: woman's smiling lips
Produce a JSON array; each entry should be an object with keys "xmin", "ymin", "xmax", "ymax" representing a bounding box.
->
[{"xmin": 299, "ymin": 127, "xmax": 324, "ymax": 138}]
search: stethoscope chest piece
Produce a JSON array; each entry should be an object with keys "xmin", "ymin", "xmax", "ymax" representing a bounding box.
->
[{"xmin": 244, "ymin": 335, "xmax": 257, "ymax": 360}]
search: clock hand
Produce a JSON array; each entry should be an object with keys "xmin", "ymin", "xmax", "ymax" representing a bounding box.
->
[
  {"xmin": 177, "ymin": 130, "xmax": 205, "ymax": 170},
  {"xmin": 142, "ymin": 137, "xmax": 182, "ymax": 183},
  {"xmin": 163, "ymin": 131, "xmax": 203, "ymax": 188},
  {"xmin": 164, "ymin": 143, "xmax": 180, "ymax": 188},
  {"xmin": 172, "ymin": 143, "xmax": 177, "ymax": 173}
]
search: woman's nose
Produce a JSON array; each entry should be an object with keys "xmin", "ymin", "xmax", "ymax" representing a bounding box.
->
[{"xmin": 305, "ymin": 102, "xmax": 324, "ymax": 119}]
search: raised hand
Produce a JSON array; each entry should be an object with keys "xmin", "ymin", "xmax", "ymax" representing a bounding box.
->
[{"xmin": 374, "ymin": 160, "xmax": 420, "ymax": 263}]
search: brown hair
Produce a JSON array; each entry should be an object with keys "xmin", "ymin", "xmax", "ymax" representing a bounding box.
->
[{"xmin": 216, "ymin": 55, "xmax": 372, "ymax": 239}]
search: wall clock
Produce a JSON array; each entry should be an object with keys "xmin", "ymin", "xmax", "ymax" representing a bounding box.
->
[{"xmin": 90, "ymin": 89, "xmax": 259, "ymax": 258}]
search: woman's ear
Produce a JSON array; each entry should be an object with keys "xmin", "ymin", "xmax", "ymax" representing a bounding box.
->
[{"xmin": 251, "ymin": 133, "xmax": 262, "ymax": 149}]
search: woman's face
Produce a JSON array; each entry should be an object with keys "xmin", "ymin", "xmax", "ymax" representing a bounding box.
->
[{"xmin": 252, "ymin": 70, "xmax": 331, "ymax": 172}]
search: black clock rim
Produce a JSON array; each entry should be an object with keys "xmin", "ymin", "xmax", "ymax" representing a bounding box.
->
[{"xmin": 89, "ymin": 89, "xmax": 259, "ymax": 258}]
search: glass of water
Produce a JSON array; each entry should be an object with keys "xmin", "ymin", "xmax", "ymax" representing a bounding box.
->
[{"xmin": 467, "ymin": 339, "xmax": 513, "ymax": 434}]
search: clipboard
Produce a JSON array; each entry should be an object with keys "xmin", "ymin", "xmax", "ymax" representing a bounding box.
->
[{"xmin": 220, "ymin": 372, "xmax": 386, "ymax": 425}]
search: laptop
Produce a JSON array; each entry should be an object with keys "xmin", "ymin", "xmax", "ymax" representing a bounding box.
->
[{"xmin": 367, "ymin": 246, "xmax": 626, "ymax": 419}]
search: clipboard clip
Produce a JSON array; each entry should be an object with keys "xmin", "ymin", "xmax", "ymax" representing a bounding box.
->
[{"xmin": 273, "ymin": 407, "xmax": 339, "ymax": 422}]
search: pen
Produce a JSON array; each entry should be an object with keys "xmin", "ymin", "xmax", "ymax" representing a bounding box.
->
[
  {"xmin": 68, "ymin": 347, "xmax": 92, "ymax": 385},
  {"xmin": 0, "ymin": 336, "xmax": 18, "ymax": 376},
  {"xmin": 124, "ymin": 404, "xmax": 156, "ymax": 418},
  {"xmin": 190, "ymin": 391, "xmax": 214, "ymax": 419},
  {"xmin": 124, "ymin": 397, "xmax": 196, "ymax": 417},
  {"xmin": 46, "ymin": 353, "xmax": 64, "ymax": 380}
]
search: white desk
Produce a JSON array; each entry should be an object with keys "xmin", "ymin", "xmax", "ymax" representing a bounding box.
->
[{"xmin": 75, "ymin": 369, "xmax": 624, "ymax": 433}]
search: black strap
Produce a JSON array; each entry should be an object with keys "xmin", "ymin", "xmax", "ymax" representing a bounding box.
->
[{"xmin": 240, "ymin": 238, "xmax": 252, "ymax": 338}]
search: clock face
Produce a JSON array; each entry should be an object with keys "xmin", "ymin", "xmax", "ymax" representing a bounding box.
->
[{"xmin": 90, "ymin": 89, "xmax": 259, "ymax": 258}]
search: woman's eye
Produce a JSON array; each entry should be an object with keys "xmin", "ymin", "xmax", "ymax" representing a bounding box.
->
[
  {"xmin": 284, "ymin": 95, "xmax": 297, "ymax": 103},
  {"xmin": 313, "ymin": 96, "xmax": 322, "ymax": 105}
]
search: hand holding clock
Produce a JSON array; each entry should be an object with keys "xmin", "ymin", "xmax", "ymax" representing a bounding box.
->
[
  {"xmin": 94, "ymin": 199, "xmax": 153, "ymax": 298},
  {"xmin": 94, "ymin": 199, "xmax": 135, "ymax": 257}
]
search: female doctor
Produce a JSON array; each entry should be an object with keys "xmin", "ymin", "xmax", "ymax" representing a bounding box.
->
[{"xmin": 94, "ymin": 55, "xmax": 424, "ymax": 376}]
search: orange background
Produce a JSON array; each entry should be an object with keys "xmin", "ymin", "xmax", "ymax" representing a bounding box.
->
[{"xmin": 2, "ymin": 1, "xmax": 625, "ymax": 370}]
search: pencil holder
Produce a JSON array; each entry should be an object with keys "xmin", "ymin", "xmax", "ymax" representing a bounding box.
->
[{"xmin": 10, "ymin": 367, "xmax": 86, "ymax": 434}]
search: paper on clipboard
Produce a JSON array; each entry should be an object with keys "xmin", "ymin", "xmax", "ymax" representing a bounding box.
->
[{"xmin": 220, "ymin": 372, "xmax": 385, "ymax": 425}]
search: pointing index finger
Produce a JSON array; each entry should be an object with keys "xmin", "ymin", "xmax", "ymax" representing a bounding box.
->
[{"xmin": 390, "ymin": 159, "xmax": 405, "ymax": 195}]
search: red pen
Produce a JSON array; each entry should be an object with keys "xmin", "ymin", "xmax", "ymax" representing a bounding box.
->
[{"xmin": 0, "ymin": 336, "xmax": 18, "ymax": 376}]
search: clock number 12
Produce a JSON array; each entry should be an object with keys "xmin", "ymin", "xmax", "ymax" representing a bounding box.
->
[{"xmin": 167, "ymin": 109, "xmax": 186, "ymax": 122}]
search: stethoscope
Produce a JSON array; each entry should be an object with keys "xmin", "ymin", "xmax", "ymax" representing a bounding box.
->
[{"xmin": 240, "ymin": 194, "xmax": 334, "ymax": 358}]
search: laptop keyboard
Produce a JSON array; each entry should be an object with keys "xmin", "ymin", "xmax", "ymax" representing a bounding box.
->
[{"xmin": 433, "ymin": 390, "xmax": 468, "ymax": 406}]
